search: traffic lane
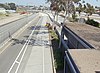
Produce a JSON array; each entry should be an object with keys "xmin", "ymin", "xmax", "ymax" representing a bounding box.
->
[
  {"xmin": 17, "ymin": 17, "xmax": 43, "ymax": 73},
  {"xmin": 0, "ymin": 16, "xmax": 41, "ymax": 73},
  {"xmin": 17, "ymin": 15, "xmax": 51, "ymax": 73},
  {"xmin": 0, "ymin": 13, "xmax": 37, "ymax": 33},
  {"xmin": 0, "ymin": 13, "xmax": 37, "ymax": 35},
  {"xmin": 0, "ymin": 13, "xmax": 38, "ymax": 44},
  {"xmin": 9, "ymin": 17, "xmax": 43, "ymax": 73},
  {"xmin": 13, "ymin": 25, "xmax": 42, "ymax": 73}
]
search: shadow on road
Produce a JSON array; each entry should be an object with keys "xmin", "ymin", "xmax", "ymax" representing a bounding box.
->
[{"xmin": 11, "ymin": 38, "xmax": 26, "ymax": 45}]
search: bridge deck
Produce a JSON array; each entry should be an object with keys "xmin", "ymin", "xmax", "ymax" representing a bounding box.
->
[
  {"xmin": 68, "ymin": 49, "xmax": 100, "ymax": 73},
  {"xmin": 65, "ymin": 22, "xmax": 100, "ymax": 49}
]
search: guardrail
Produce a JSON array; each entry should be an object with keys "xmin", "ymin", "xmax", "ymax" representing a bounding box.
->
[
  {"xmin": 55, "ymin": 28, "xmax": 80, "ymax": 73},
  {"xmin": 55, "ymin": 25, "xmax": 95, "ymax": 73},
  {"xmin": 47, "ymin": 12, "xmax": 94, "ymax": 73},
  {"xmin": 64, "ymin": 51, "xmax": 80, "ymax": 73},
  {"xmin": 62, "ymin": 26, "xmax": 94, "ymax": 49}
]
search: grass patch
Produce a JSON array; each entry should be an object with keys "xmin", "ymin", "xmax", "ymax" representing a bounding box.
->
[{"xmin": 86, "ymin": 18, "xmax": 100, "ymax": 28}]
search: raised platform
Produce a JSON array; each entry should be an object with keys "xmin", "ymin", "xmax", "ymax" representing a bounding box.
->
[
  {"xmin": 68, "ymin": 49, "xmax": 100, "ymax": 73},
  {"xmin": 65, "ymin": 22, "xmax": 100, "ymax": 49}
]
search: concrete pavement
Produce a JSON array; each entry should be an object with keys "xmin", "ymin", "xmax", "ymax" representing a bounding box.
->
[
  {"xmin": 17, "ymin": 13, "xmax": 53, "ymax": 73},
  {"xmin": 0, "ymin": 13, "xmax": 40, "ymax": 73},
  {"xmin": 0, "ymin": 13, "xmax": 38, "ymax": 48},
  {"xmin": 0, "ymin": 13, "xmax": 54, "ymax": 73}
]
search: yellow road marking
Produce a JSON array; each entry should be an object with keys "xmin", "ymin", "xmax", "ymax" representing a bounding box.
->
[{"xmin": 0, "ymin": 16, "xmax": 39, "ymax": 54}]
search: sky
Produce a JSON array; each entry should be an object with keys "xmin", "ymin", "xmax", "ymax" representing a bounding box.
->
[
  {"xmin": 81, "ymin": 0, "xmax": 100, "ymax": 7},
  {"xmin": 0, "ymin": 0, "xmax": 47, "ymax": 6},
  {"xmin": 0, "ymin": 0, "xmax": 100, "ymax": 7}
]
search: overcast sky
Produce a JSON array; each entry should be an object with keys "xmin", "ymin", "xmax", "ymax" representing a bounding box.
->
[{"xmin": 0, "ymin": 0, "xmax": 100, "ymax": 7}]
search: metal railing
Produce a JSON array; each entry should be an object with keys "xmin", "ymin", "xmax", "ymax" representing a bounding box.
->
[
  {"xmin": 64, "ymin": 51, "xmax": 80, "ymax": 73},
  {"xmin": 62, "ymin": 26, "xmax": 94, "ymax": 49},
  {"xmin": 55, "ymin": 28, "xmax": 80, "ymax": 73}
]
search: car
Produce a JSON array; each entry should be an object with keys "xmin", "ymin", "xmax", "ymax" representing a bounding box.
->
[{"xmin": 20, "ymin": 12, "xmax": 27, "ymax": 15}]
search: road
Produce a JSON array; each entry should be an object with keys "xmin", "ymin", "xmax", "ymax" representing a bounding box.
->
[
  {"xmin": 17, "ymin": 14, "xmax": 53, "ymax": 73},
  {"xmin": 0, "ymin": 13, "xmax": 38, "ymax": 45},
  {"xmin": 0, "ymin": 12, "xmax": 53, "ymax": 73},
  {"xmin": 0, "ymin": 12, "xmax": 40, "ymax": 73}
]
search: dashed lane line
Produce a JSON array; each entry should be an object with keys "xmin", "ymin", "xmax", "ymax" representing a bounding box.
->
[
  {"xmin": 8, "ymin": 17, "xmax": 43, "ymax": 73},
  {"xmin": 0, "ymin": 15, "xmax": 39, "ymax": 54}
]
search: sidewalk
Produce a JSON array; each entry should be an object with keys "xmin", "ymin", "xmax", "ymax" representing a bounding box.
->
[
  {"xmin": 0, "ymin": 13, "xmax": 30, "ymax": 26},
  {"xmin": 24, "ymin": 27, "xmax": 53, "ymax": 73},
  {"xmin": 18, "ymin": 14, "xmax": 54, "ymax": 73}
]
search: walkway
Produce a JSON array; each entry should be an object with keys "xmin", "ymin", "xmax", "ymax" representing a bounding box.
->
[{"xmin": 18, "ymin": 13, "xmax": 53, "ymax": 73}]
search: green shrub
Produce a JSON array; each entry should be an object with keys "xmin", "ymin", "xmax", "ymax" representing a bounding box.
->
[
  {"xmin": 54, "ymin": 49, "xmax": 64, "ymax": 70},
  {"xmin": 72, "ymin": 13, "xmax": 78, "ymax": 22},
  {"xmin": 49, "ymin": 30, "xmax": 58, "ymax": 40},
  {"xmin": 86, "ymin": 18, "xmax": 100, "ymax": 27}
]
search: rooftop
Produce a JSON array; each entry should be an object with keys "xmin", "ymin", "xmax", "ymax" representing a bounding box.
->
[
  {"xmin": 65, "ymin": 22, "xmax": 100, "ymax": 49},
  {"xmin": 68, "ymin": 49, "xmax": 100, "ymax": 73}
]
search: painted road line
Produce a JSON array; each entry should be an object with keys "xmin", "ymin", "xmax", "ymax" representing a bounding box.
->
[
  {"xmin": 15, "ymin": 17, "xmax": 42, "ymax": 73},
  {"xmin": 43, "ymin": 36, "xmax": 45, "ymax": 73},
  {"xmin": 8, "ymin": 39, "xmax": 28, "ymax": 73},
  {"xmin": 8, "ymin": 17, "xmax": 42, "ymax": 73},
  {"xmin": 41, "ymin": 16, "xmax": 47, "ymax": 73},
  {"xmin": 15, "ymin": 61, "xmax": 20, "ymax": 64},
  {"xmin": 0, "ymin": 15, "xmax": 39, "ymax": 54}
]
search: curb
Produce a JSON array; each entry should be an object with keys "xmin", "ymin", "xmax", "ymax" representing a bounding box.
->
[{"xmin": 48, "ymin": 19, "xmax": 56, "ymax": 73}]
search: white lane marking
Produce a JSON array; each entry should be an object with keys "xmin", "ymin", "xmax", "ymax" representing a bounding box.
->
[
  {"xmin": 15, "ymin": 40, "xmax": 30, "ymax": 73},
  {"xmin": 42, "ymin": 16, "xmax": 47, "ymax": 73},
  {"xmin": 0, "ymin": 14, "xmax": 39, "ymax": 54},
  {"xmin": 42, "ymin": 36, "xmax": 45, "ymax": 73},
  {"xmin": 8, "ymin": 16, "xmax": 42, "ymax": 73},
  {"xmin": 8, "ymin": 39, "xmax": 28, "ymax": 73},
  {"xmin": 15, "ymin": 61, "xmax": 20, "ymax": 64}
]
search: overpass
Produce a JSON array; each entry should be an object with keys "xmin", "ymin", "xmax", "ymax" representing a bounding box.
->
[{"xmin": 55, "ymin": 22, "xmax": 100, "ymax": 73}]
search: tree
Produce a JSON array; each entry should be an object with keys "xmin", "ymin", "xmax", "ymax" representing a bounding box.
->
[
  {"xmin": 0, "ymin": 3, "xmax": 11, "ymax": 10},
  {"xmin": 8, "ymin": 3, "xmax": 16, "ymax": 10},
  {"xmin": 83, "ymin": 4, "xmax": 86, "ymax": 12},
  {"xmin": 62, "ymin": 0, "xmax": 80, "ymax": 22},
  {"xmin": 82, "ymin": 0, "xmax": 85, "ymax": 3},
  {"xmin": 47, "ymin": 0, "xmax": 80, "ymax": 22},
  {"xmin": 86, "ymin": 3, "xmax": 95, "ymax": 16},
  {"xmin": 50, "ymin": 0, "xmax": 65, "ymax": 21},
  {"xmin": 76, "ymin": 3, "xmax": 82, "ymax": 16}
]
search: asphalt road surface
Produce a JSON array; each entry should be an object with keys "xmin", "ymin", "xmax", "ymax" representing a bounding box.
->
[
  {"xmin": 0, "ymin": 13, "xmax": 38, "ymax": 44},
  {"xmin": 0, "ymin": 13, "xmax": 41, "ymax": 73}
]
